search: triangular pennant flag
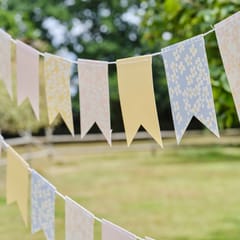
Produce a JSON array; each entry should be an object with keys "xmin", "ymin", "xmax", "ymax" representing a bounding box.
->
[
  {"xmin": 215, "ymin": 12, "xmax": 240, "ymax": 121},
  {"xmin": 16, "ymin": 40, "xmax": 39, "ymax": 119},
  {"xmin": 102, "ymin": 219, "xmax": 136, "ymax": 240},
  {"xmin": 78, "ymin": 59, "xmax": 112, "ymax": 145},
  {"xmin": 44, "ymin": 53, "xmax": 74, "ymax": 135},
  {"xmin": 0, "ymin": 29, "xmax": 12, "ymax": 97},
  {"xmin": 162, "ymin": 35, "xmax": 219, "ymax": 143},
  {"xmin": 116, "ymin": 55, "xmax": 162, "ymax": 146},
  {"xmin": 31, "ymin": 170, "xmax": 56, "ymax": 240},
  {"xmin": 65, "ymin": 196, "xmax": 95, "ymax": 240},
  {"xmin": 6, "ymin": 147, "xmax": 29, "ymax": 226}
]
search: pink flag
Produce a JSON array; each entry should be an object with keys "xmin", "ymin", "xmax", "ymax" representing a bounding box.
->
[
  {"xmin": 0, "ymin": 30, "xmax": 12, "ymax": 97},
  {"xmin": 102, "ymin": 219, "xmax": 136, "ymax": 240},
  {"xmin": 215, "ymin": 12, "xmax": 240, "ymax": 121},
  {"xmin": 16, "ymin": 40, "xmax": 39, "ymax": 119},
  {"xmin": 78, "ymin": 60, "xmax": 112, "ymax": 145}
]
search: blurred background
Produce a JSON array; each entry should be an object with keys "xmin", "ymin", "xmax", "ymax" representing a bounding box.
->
[{"xmin": 1, "ymin": 0, "xmax": 240, "ymax": 239}]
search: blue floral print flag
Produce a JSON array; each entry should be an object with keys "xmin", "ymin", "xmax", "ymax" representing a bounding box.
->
[
  {"xmin": 162, "ymin": 35, "xmax": 219, "ymax": 143},
  {"xmin": 31, "ymin": 170, "xmax": 56, "ymax": 240}
]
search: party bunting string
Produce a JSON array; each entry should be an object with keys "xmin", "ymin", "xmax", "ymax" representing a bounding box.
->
[
  {"xmin": 0, "ymin": 134, "xmax": 153, "ymax": 240},
  {"xmin": 1, "ymin": 11, "xmax": 240, "ymax": 240},
  {"xmin": 7, "ymin": 27, "xmax": 216, "ymax": 65},
  {"xmin": 1, "ymin": 12, "xmax": 236, "ymax": 145}
]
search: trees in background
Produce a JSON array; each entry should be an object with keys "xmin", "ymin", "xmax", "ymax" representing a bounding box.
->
[
  {"xmin": 141, "ymin": 0, "xmax": 240, "ymax": 129},
  {"xmin": 0, "ymin": 0, "xmax": 239, "ymax": 135}
]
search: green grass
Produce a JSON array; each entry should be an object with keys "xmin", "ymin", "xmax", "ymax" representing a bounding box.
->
[{"xmin": 1, "ymin": 139, "xmax": 240, "ymax": 239}]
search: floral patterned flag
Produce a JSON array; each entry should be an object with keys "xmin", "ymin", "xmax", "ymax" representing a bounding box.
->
[
  {"xmin": 78, "ymin": 59, "xmax": 112, "ymax": 145},
  {"xmin": 162, "ymin": 35, "xmax": 219, "ymax": 143},
  {"xmin": 6, "ymin": 147, "xmax": 29, "ymax": 226},
  {"xmin": 44, "ymin": 53, "xmax": 74, "ymax": 135},
  {"xmin": 102, "ymin": 219, "xmax": 136, "ymax": 240},
  {"xmin": 16, "ymin": 40, "xmax": 39, "ymax": 119},
  {"xmin": 65, "ymin": 196, "xmax": 95, "ymax": 240},
  {"xmin": 116, "ymin": 55, "xmax": 162, "ymax": 146},
  {"xmin": 31, "ymin": 170, "xmax": 56, "ymax": 240},
  {"xmin": 215, "ymin": 12, "xmax": 240, "ymax": 121},
  {"xmin": 0, "ymin": 29, "xmax": 12, "ymax": 97}
]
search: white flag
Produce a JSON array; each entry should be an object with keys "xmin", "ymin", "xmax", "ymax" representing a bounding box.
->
[
  {"xmin": 102, "ymin": 219, "xmax": 136, "ymax": 240},
  {"xmin": 65, "ymin": 196, "xmax": 95, "ymax": 240}
]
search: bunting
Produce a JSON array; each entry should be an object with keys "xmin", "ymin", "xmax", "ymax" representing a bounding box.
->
[
  {"xmin": 116, "ymin": 55, "xmax": 162, "ymax": 146},
  {"xmin": 102, "ymin": 219, "xmax": 136, "ymax": 240},
  {"xmin": 6, "ymin": 146, "xmax": 29, "ymax": 226},
  {"xmin": 0, "ymin": 29, "xmax": 12, "ymax": 97},
  {"xmin": 31, "ymin": 170, "xmax": 56, "ymax": 240},
  {"xmin": 162, "ymin": 35, "xmax": 219, "ymax": 143},
  {"xmin": 78, "ymin": 59, "xmax": 112, "ymax": 145},
  {"xmin": 215, "ymin": 12, "xmax": 240, "ymax": 121},
  {"xmin": 65, "ymin": 196, "xmax": 95, "ymax": 240},
  {"xmin": 44, "ymin": 53, "xmax": 74, "ymax": 135},
  {"xmin": 16, "ymin": 40, "xmax": 39, "ymax": 119},
  {"xmin": 1, "ymin": 12, "xmax": 240, "ymax": 145},
  {"xmin": 4, "ymin": 9, "xmax": 240, "ymax": 240}
]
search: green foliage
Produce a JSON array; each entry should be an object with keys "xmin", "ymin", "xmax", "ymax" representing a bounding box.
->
[{"xmin": 141, "ymin": 0, "xmax": 240, "ymax": 129}]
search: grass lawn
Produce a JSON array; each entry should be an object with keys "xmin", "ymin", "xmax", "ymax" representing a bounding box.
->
[{"xmin": 1, "ymin": 136, "xmax": 240, "ymax": 239}]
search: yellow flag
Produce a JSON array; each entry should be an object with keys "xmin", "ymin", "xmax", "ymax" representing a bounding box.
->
[
  {"xmin": 44, "ymin": 53, "xmax": 74, "ymax": 135},
  {"xmin": 116, "ymin": 55, "xmax": 162, "ymax": 146},
  {"xmin": 6, "ymin": 147, "xmax": 29, "ymax": 226}
]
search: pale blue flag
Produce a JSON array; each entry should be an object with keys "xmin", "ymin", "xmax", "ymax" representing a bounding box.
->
[
  {"xmin": 162, "ymin": 35, "xmax": 219, "ymax": 143},
  {"xmin": 31, "ymin": 170, "xmax": 56, "ymax": 240}
]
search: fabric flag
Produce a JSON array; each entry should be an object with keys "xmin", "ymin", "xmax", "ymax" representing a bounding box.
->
[
  {"xmin": 16, "ymin": 40, "xmax": 39, "ymax": 119},
  {"xmin": 65, "ymin": 196, "xmax": 95, "ymax": 240},
  {"xmin": 0, "ymin": 29, "xmax": 12, "ymax": 97},
  {"xmin": 162, "ymin": 35, "xmax": 219, "ymax": 143},
  {"xmin": 6, "ymin": 147, "xmax": 29, "ymax": 226},
  {"xmin": 116, "ymin": 55, "xmax": 162, "ymax": 146},
  {"xmin": 44, "ymin": 53, "xmax": 74, "ymax": 135},
  {"xmin": 78, "ymin": 59, "xmax": 112, "ymax": 145},
  {"xmin": 31, "ymin": 170, "xmax": 56, "ymax": 240},
  {"xmin": 102, "ymin": 219, "xmax": 136, "ymax": 240},
  {"xmin": 215, "ymin": 12, "xmax": 240, "ymax": 121}
]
